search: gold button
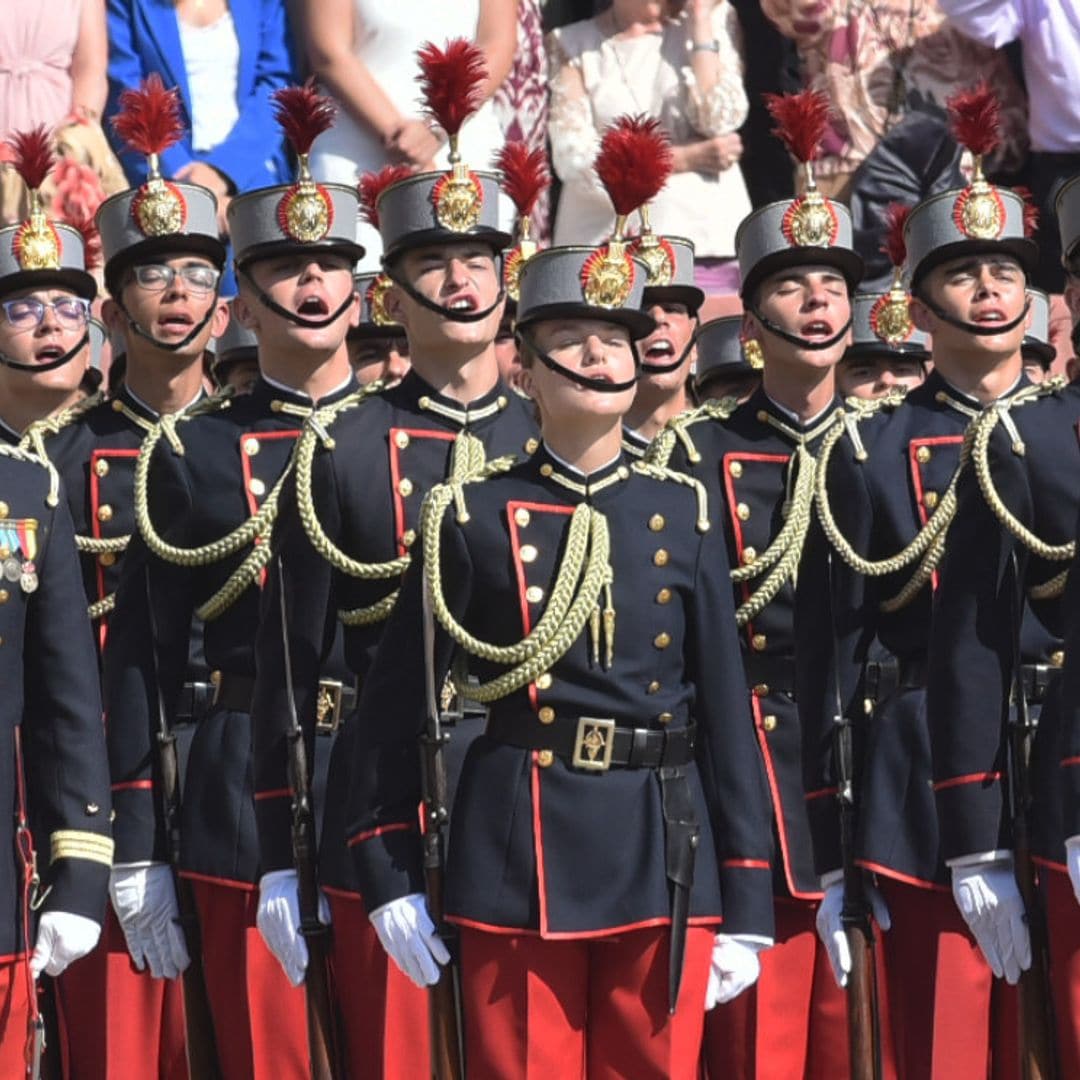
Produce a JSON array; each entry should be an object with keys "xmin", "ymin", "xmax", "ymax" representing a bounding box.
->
[
  {"xmin": 756, "ymin": 410, "xmax": 769, "ymax": 423},
  {"xmin": 97, "ymin": 504, "xmax": 113, "ymax": 523},
  {"xmin": 394, "ymin": 430, "xmax": 410, "ymax": 449},
  {"xmin": 537, "ymin": 749, "xmax": 554, "ymax": 768},
  {"xmin": 752, "ymin": 683, "xmax": 769, "ymax": 698},
  {"xmin": 497, "ymin": 395, "xmax": 509, "ymax": 409},
  {"xmin": 653, "ymin": 549, "xmax": 669, "ymax": 567},
  {"xmin": 0, "ymin": 501, "xmax": 7, "ymax": 519},
  {"xmin": 243, "ymin": 437, "xmax": 260, "ymax": 456},
  {"xmin": 270, "ymin": 400, "xmax": 284, "ymax": 412},
  {"xmin": 418, "ymin": 395, "xmax": 431, "ymax": 409},
  {"xmin": 538, "ymin": 706, "xmax": 555, "ymax": 725},
  {"xmin": 535, "ymin": 672, "xmax": 553, "ymax": 690},
  {"xmin": 526, "ymin": 585, "xmax": 544, "ymax": 603},
  {"xmin": 112, "ymin": 399, "xmax": 123, "ymax": 412},
  {"xmin": 916, "ymin": 446, "xmax": 931, "ymax": 464},
  {"xmin": 94, "ymin": 458, "xmax": 110, "ymax": 477},
  {"xmin": 752, "ymin": 633, "xmax": 767, "ymax": 652},
  {"xmin": 0, "ymin": 590, "xmax": 7, "ymax": 604},
  {"xmin": 647, "ymin": 681, "xmax": 661, "ymax": 694},
  {"xmin": 540, "ymin": 463, "xmax": 553, "ymax": 477},
  {"xmin": 525, "ymin": 438, "xmax": 540, "ymax": 454},
  {"xmin": 762, "ymin": 714, "xmax": 778, "ymax": 732},
  {"xmin": 617, "ymin": 466, "xmax": 630, "ymax": 479},
  {"xmin": 398, "ymin": 478, "xmax": 413, "ymax": 497},
  {"xmin": 729, "ymin": 461, "xmax": 743, "ymax": 478},
  {"xmin": 99, "ymin": 552, "xmax": 116, "ymax": 567},
  {"xmin": 655, "ymin": 588, "xmax": 672, "ymax": 605},
  {"xmin": 401, "ymin": 529, "xmax": 417, "ymax": 548},
  {"xmin": 658, "ymin": 712, "xmax": 673, "ymax": 725},
  {"xmin": 741, "ymin": 546, "xmax": 757, "ymax": 565},
  {"xmin": 654, "ymin": 632, "xmax": 671, "ymax": 649},
  {"xmin": 649, "ymin": 514, "xmax": 665, "ymax": 532},
  {"xmin": 1051, "ymin": 650, "xmax": 1066, "ymax": 668},
  {"xmin": 249, "ymin": 478, "xmax": 266, "ymax": 497},
  {"xmin": 520, "ymin": 544, "xmax": 538, "ymax": 563},
  {"xmin": 514, "ymin": 508, "xmax": 531, "ymax": 527},
  {"xmin": 0, "ymin": 547, "xmax": 8, "ymax": 559},
  {"xmin": 923, "ymin": 491, "xmax": 939, "ymax": 510},
  {"xmin": 736, "ymin": 502, "xmax": 751, "ymax": 521}
]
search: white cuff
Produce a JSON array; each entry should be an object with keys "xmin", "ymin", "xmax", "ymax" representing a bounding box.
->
[{"xmin": 946, "ymin": 850, "xmax": 1013, "ymax": 869}]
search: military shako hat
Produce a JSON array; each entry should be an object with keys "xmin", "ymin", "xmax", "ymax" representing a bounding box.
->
[
  {"xmin": 213, "ymin": 306, "xmax": 258, "ymax": 369},
  {"xmin": 97, "ymin": 75, "xmax": 225, "ymax": 295},
  {"xmin": 694, "ymin": 316, "xmax": 762, "ymax": 387},
  {"xmin": 351, "ymin": 271, "xmax": 407, "ymax": 341},
  {"xmin": 1022, "ymin": 288, "xmax": 1055, "ymax": 369},
  {"xmin": 1055, "ymin": 173, "xmax": 1080, "ymax": 274},
  {"xmin": 638, "ymin": 234, "xmax": 705, "ymax": 315}
]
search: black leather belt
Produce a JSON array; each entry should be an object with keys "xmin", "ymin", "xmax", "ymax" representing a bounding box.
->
[
  {"xmin": 742, "ymin": 654, "xmax": 796, "ymax": 698},
  {"xmin": 174, "ymin": 681, "xmax": 216, "ymax": 723},
  {"xmin": 864, "ymin": 655, "xmax": 928, "ymax": 702},
  {"xmin": 1020, "ymin": 662, "xmax": 1062, "ymax": 706},
  {"xmin": 485, "ymin": 713, "xmax": 695, "ymax": 771},
  {"xmin": 214, "ymin": 672, "xmax": 357, "ymax": 732}
]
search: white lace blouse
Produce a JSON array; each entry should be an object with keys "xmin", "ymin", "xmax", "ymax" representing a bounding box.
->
[{"xmin": 547, "ymin": 4, "xmax": 751, "ymax": 259}]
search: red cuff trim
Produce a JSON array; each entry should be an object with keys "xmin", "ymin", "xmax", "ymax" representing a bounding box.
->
[
  {"xmin": 111, "ymin": 779, "xmax": 153, "ymax": 792},
  {"xmin": 805, "ymin": 786, "xmax": 837, "ymax": 802},
  {"xmin": 933, "ymin": 771, "xmax": 1002, "ymax": 792},
  {"xmin": 721, "ymin": 858, "xmax": 770, "ymax": 870},
  {"xmin": 346, "ymin": 822, "xmax": 414, "ymax": 848},
  {"xmin": 253, "ymin": 787, "xmax": 293, "ymax": 802},
  {"xmin": 1061, "ymin": 756, "xmax": 1080, "ymax": 768}
]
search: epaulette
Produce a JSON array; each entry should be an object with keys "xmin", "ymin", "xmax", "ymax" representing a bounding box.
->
[
  {"xmin": 631, "ymin": 459, "xmax": 711, "ymax": 534},
  {"xmin": 0, "ymin": 442, "xmax": 47, "ymax": 468},
  {"xmin": 645, "ymin": 397, "xmax": 737, "ymax": 469}
]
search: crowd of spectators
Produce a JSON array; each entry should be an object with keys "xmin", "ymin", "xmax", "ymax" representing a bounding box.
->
[{"xmin": 1, "ymin": 1, "xmax": 1077, "ymax": 303}]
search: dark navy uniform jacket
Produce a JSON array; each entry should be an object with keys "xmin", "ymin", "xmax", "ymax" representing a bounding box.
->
[
  {"xmin": 342, "ymin": 447, "xmax": 775, "ymax": 938},
  {"xmin": 0, "ymin": 448, "xmax": 112, "ymax": 955},
  {"xmin": 658, "ymin": 386, "xmax": 840, "ymax": 900},
  {"xmin": 927, "ymin": 381, "xmax": 1080, "ymax": 870},
  {"xmin": 102, "ymin": 377, "xmax": 356, "ymax": 885},
  {"xmin": 251, "ymin": 371, "xmax": 539, "ymax": 896},
  {"xmin": 798, "ymin": 372, "xmax": 1004, "ymax": 887}
]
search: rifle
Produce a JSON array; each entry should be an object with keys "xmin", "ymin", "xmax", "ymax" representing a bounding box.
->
[
  {"xmin": 1007, "ymin": 553, "xmax": 1059, "ymax": 1080},
  {"xmin": 826, "ymin": 553, "xmax": 881, "ymax": 1080},
  {"xmin": 276, "ymin": 558, "xmax": 346, "ymax": 1079},
  {"xmin": 145, "ymin": 569, "xmax": 222, "ymax": 1079},
  {"xmin": 420, "ymin": 578, "xmax": 464, "ymax": 1080}
]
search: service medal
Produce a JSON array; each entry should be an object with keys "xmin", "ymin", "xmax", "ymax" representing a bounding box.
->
[{"xmin": 3, "ymin": 558, "xmax": 22, "ymax": 582}]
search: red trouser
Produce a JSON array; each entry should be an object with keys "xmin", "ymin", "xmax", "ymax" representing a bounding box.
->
[
  {"xmin": 189, "ymin": 876, "xmax": 309, "ymax": 1080},
  {"xmin": 458, "ymin": 923, "xmax": 714, "ymax": 1080},
  {"xmin": 1044, "ymin": 866, "xmax": 1080, "ymax": 1076},
  {"xmin": 0, "ymin": 955, "xmax": 32, "ymax": 1077},
  {"xmin": 702, "ymin": 896, "xmax": 850, "ymax": 1080},
  {"xmin": 326, "ymin": 890, "xmax": 431, "ymax": 1080},
  {"xmin": 55, "ymin": 909, "xmax": 188, "ymax": 1080},
  {"xmin": 880, "ymin": 877, "xmax": 1020, "ymax": 1080}
]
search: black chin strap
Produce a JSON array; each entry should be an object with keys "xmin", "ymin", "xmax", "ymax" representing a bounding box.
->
[
  {"xmin": 383, "ymin": 263, "xmax": 506, "ymax": 324},
  {"xmin": 236, "ymin": 265, "xmax": 357, "ymax": 329},
  {"xmin": 0, "ymin": 330, "xmax": 90, "ymax": 373},
  {"xmin": 748, "ymin": 304, "xmax": 853, "ymax": 352},
  {"xmin": 518, "ymin": 330, "xmax": 640, "ymax": 394},
  {"xmin": 640, "ymin": 333, "xmax": 696, "ymax": 376},
  {"xmin": 914, "ymin": 292, "xmax": 1031, "ymax": 337},
  {"xmin": 116, "ymin": 296, "xmax": 218, "ymax": 353}
]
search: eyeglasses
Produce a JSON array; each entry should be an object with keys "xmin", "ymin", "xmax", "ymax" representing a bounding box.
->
[
  {"xmin": 1, "ymin": 296, "xmax": 91, "ymax": 330},
  {"xmin": 131, "ymin": 264, "xmax": 221, "ymax": 295}
]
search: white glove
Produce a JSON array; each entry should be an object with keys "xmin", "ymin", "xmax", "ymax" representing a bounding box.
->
[
  {"xmin": 951, "ymin": 857, "xmax": 1031, "ymax": 984},
  {"xmin": 705, "ymin": 934, "xmax": 768, "ymax": 1008},
  {"xmin": 109, "ymin": 862, "xmax": 190, "ymax": 979},
  {"xmin": 368, "ymin": 893, "xmax": 450, "ymax": 989},
  {"xmin": 1066, "ymin": 835, "xmax": 1080, "ymax": 906},
  {"xmin": 256, "ymin": 869, "xmax": 331, "ymax": 988},
  {"xmin": 30, "ymin": 912, "xmax": 101, "ymax": 978},
  {"xmin": 816, "ymin": 877, "xmax": 892, "ymax": 989}
]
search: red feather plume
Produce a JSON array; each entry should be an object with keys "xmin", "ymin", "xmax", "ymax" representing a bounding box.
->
[
  {"xmin": 111, "ymin": 74, "xmax": 185, "ymax": 156},
  {"xmin": 880, "ymin": 202, "xmax": 911, "ymax": 267},
  {"xmin": 947, "ymin": 81, "xmax": 1001, "ymax": 159},
  {"xmin": 10, "ymin": 126, "xmax": 55, "ymax": 191},
  {"xmin": 417, "ymin": 39, "xmax": 487, "ymax": 137},
  {"xmin": 272, "ymin": 80, "xmax": 336, "ymax": 157},
  {"xmin": 495, "ymin": 142, "xmax": 549, "ymax": 217},
  {"xmin": 594, "ymin": 115, "xmax": 672, "ymax": 217},
  {"xmin": 764, "ymin": 89, "xmax": 831, "ymax": 164},
  {"xmin": 1013, "ymin": 185, "xmax": 1039, "ymax": 237},
  {"xmin": 358, "ymin": 164, "xmax": 414, "ymax": 227}
]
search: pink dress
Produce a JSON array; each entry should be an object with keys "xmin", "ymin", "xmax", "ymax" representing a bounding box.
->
[{"xmin": 0, "ymin": 2, "xmax": 81, "ymax": 137}]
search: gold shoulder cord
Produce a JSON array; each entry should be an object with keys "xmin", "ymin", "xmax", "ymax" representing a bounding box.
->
[
  {"xmin": 645, "ymin": 398, "xmax": 738, "ymax": 471},
  {"xmin": 813, "ymin": 395, "xmax": 964, "ymax": 612},
  {"xmin": 969, "ymin": 379, "xmax": 1076, "ymax": 600}
]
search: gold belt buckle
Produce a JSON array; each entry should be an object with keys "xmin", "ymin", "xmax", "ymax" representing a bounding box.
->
[
  {"xmin": 315, "ymin": 679, "xmax": 344, "ymax": 735},
  {"xmin": 572, "ymin": 717, "xmax": 616, "ymax": 772}
]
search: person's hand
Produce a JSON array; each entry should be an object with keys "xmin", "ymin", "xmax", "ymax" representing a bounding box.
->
[
  {"xmin": 950, "ymin": 857, "xmax": 1031, "ymax": 984},
  {"xmin": 175, "ymin": 162, "xmax": 232, "ymax": 235},
  {"xmin": 109, "ymin": 862, "xmax": 190, "ymax": 980},
  {"xmin": 256, "ymin": 869, "xmax": 331, "ymax": 987},
  {"xmin": 1067, "ymin": 835, "xmax": 1080, "ymax": 906},
  {"xmin": 368, "ymin": 893, "xmax": 450, "ymax": 988},
  {"xmin": 31, "ymin": 912, "xmax": 101, "ymax": 978},
  {"xmin": 696, "ymin": 133, "xmax": 743, "ymax": 173},
  {"xmin": 705, "ymin": 935, "xmax": 767, "ymax": 1007},
  {"xmin": 815, "ymin": 878, "xmax": 891, "ymax": 989},
  {"xmin": 385, "ymin": 120, "xmax": 443, "ymax": 170}
]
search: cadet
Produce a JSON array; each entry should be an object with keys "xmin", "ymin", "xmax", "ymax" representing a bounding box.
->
[
  {"xmin": 1020, "ymin": 288, "xmax": 1056, "ymax": 384},
  {"xmin": 835, "ymin": 290, "xmax": 929, "ymax": 401},
  {"xmin": 102, "ymin": 83, "xmax": 369, "ymax": 1077},
  {"xmin": 622, "ymin": 233, "xmax": 704, "ymax": 458},
  {"xmin": 250, "ymin": 42, "xmax": 538, "ymax": 1078},
  {"xmin": 348, "ymin": 271, "xmax": 411, "ymax": 388},
  {"xmin": 802, "ymin": 86, "xmax": 1038, "ymax": 1076},
  {"xmin": 209, "ymin": 305, "xmax": 260, "ymax": 395},
  {"xmin": 343, "ymin": 187, "xmax": 775, "ymax": 1080},
  {"xmin": 649, "ymin": 90, "xmax": 858, "ymax": 1079},
  {"xmin": 692, "ymin": 315, "xmax": 762, "ymax": 405}
]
